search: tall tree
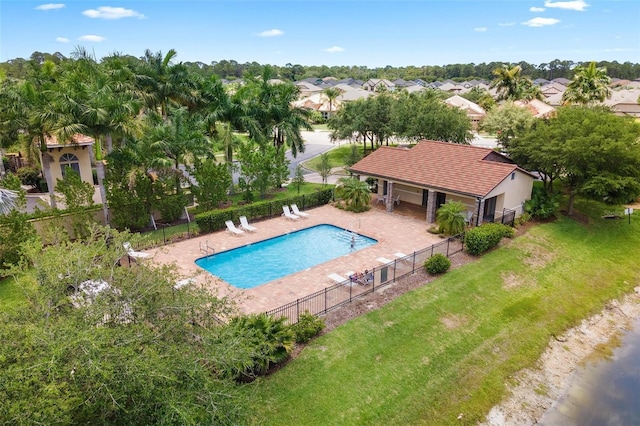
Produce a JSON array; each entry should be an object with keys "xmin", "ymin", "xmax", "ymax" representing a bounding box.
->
[
  {"xmin": 136, "ymin": 49, "xmax": 197, "ymax": 119},
  {"xmin": 562, "ymin": 61, "xmax": 612, "ymax": 105},
  {"xmin": 490, "ymin": 65, "xmax": 538, "ymax": 101},
  {"xmin": 508, "ymin": 106, "xmax": 640, "ymax": 214}
]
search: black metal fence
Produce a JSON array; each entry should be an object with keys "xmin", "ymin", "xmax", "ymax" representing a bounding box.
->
[
  {"xmin": 265, "ymin": 235, "xmax": 464, "ymax": 324},
  {"xmin": 265, "ymin": 207, "xmax": 517, "ymax": 324}
]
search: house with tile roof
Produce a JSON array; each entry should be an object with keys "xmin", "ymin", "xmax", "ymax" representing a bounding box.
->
[
  {"xmin": 40, "ymin": 134, "xmax": 95, "ymax": 187},
  {"xmin": 349, "ymin": 140, "xmax": 534, "ymax": 225}
]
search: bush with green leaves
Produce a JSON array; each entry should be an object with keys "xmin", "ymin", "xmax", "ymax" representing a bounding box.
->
[
  {"xmin": 524, "ymin": 186, "xmax": 560, "ymax": 219},
  {"xmin": 228, "ymin": 313, "xmax": 295, "ymax": 380},
  {"xmin": 424, "ymin": 253, "xmax": 451, "ymax": 275},
  {"xmin": 191, "ymin": 159, "xmax": 232, "ymax": 211},
  {"xmin": 16, "ymin": 166, "xmax": 40, "ymax": 187},
  {"xmin": 290, "ymin": 312, "xmax": 325, "ymax": 343},
  {"xmin": 436, "ymin": 201, "xmax": 467, "ymax": 235},
  {"xmin": 465, "ymin": 223, "xmax": 515, "ymax": 256}
]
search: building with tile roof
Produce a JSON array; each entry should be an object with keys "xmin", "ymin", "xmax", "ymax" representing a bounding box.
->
[
  {"xmin": 349, "ymin": 140, "xmax": 534, "ymax": 225},
  {"xmin": 40, "ymin": 134, "xmax": 95, "ymax": 188}
]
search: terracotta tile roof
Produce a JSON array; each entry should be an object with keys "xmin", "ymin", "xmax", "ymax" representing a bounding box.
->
[
  {"xmin": 44, "ymin": 134, "xmax": 94, "ymax": 147},
  {"xmin": 349, "ymin": 140, "xmax": 524, "ymax": 198}
]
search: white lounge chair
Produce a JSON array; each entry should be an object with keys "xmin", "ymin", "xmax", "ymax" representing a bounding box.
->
[
  {"xmin": 239, "ymin": 216, "xmax": 257, "ymax": 232},
  {"xmin": 290, "ymin": 204, "xmax": 309, "ymax": 218},
  {"xmin": 123, "ymin": 242, "xmax": 150, "ymax": 258},
  {"xmin": 327, "ymin": 273, "xmax": 348, "ymax": 284},
  {"xmin": 225, "ymin": 220, "xmax": 245, "ymax": 236},
  {"xmin": 174, "ymin": 278, "xmax": 195, "ymax": 290},
  {"xmin": 282, "ymin": 205, "xmax": 300, "ymax": 220}
]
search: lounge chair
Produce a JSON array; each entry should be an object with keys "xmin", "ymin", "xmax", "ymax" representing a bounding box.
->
[
  {"xmin": 174, "ymin": 278, "xmax": 195, "ymax": 290},
  {"xmin": 393, "ymin": 194, "xmax": 401, "ymax": 206},
  {"xmin": 239, "ymin": 216, "xmax": 257, "ymax": 232},
  {"xmin": 123, "ymin": 242, "xmax": 150, "ymax": 258},
  {"xmin": 225, "ymin": 220, "xmax": 245, "ymax": 236},
  {"xmin": 327, "ymin": 273, "xmax": 347, "ymax": 284},
  {"xmin": 290, "ymin": 204, "xmax": 309, "ymax": 218},
  {"xmin": 282, "ymin": 205, "xmax": 300, "ymax": 220}
]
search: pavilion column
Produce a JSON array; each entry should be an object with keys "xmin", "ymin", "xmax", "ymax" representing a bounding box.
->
[
  {"xmin": 426, "ymin": 190, "xmax": 436, "ymax": 223},
  {"xmin": 385, "ymin": 182, "xmax": 394, "ymax": 212},
  {"xmin": 475, "ymin": 198, "xmax": 485, "ymax": 226}
]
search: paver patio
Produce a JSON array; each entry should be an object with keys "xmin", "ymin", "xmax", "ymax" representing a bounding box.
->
[{"xmin": 148, "ymin": 202, "xmax": 444, "ymax": 314}]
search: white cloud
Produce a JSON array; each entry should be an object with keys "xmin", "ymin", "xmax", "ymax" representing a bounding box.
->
[
  {"xmin": 474, "ymin": 27, "xmax": 488, "ymax": 32},
  {"xmin": 257, "ymin": 29, "xmax": 283, "ymax": 37},
  {"xmin": 324, "ymin": 46, "xmax": 345, "ymax": 53},
  {"xmin": 35, "ymin": 3, "xmax": 65, "ymax": 11},
  {"xmin": 82, "ymin": 6, "xmax": 144, "ymax": 19},
  {"xmin": 544, "ymin": 0, "xmax": 589, "ymax": 11},
  {"xmin": 530, "ymin": 7, "xmax": 546, "ymax": 12},
  {"xmin": 522, "ymin": 17, "xmax": 561, "ymax": 27},
  {"xmin": 499, "ymin": 22, "xmax": 516, "ymax": 26},
  {"xmin": 78, "ymin": 35, "xmax": 106, "ymax": 42},
  {"xmin": 55, "ymin": 37, "xmax": 69, "ymax": 43}
]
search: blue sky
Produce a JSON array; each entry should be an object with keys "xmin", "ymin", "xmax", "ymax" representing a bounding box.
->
[{"xmin": 1, "ymin": 0, "xmax": 638, "ymax": 67}]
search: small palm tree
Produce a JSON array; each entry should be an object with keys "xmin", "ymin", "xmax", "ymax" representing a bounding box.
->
[
  {"xmin": 436, "ymin": 201, "xmax": 466, "ymax": 235},
  {"xmin": 0, "ymin": 188, "xmax": 18, "ymax": 215},
  {"xmin": 336, "ymin": 177, "xmax": 370, "ymax": 212},
  {"xmin": 323, "ymin": 87, "xmax": 341, "ymax": 118}
]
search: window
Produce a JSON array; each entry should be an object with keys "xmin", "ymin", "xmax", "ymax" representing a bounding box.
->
[
  {"xmin": 59, "ymin": 153, "xmax": 80, "ymax": 177},
  {"xmin": 511, "ymin": 172, "xmax": 516, "ymax": 180}
]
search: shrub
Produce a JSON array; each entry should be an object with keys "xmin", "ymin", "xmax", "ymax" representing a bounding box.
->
[
  {"xmin": 155, "ymin": 193, "xmax": 188, "ymax": 222},
  {"xmin": 16, "ymin": 167, "xmax": 41, "ymax": 187},
  {"xmin": 465, "ymin": 223, "xmax": 514, "ymax": 256},
  {"xmin": 436, "ymin": 201, "xmax": 467, "ymax": 235},
  {"xmin": 424, "ymin": 253, "xmax": 451, "ymax": 275},
  {"xmin": 524, "ymin": 186, "xmax": 560, "ymax": 219},
  {"xmin": 290, "ymin": 312, "xmax": 325, "ymax": 343},
  {"xmin": 228, "ymin": 313, "xmax": 295, "ymax": 380}
]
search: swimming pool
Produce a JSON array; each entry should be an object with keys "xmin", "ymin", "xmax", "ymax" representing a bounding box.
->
[{"xmin": 195, "ymin": 224, "xmax": 377, "ymax": 289}]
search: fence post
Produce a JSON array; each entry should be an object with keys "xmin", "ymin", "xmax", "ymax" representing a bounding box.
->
[
  {"xmin": 296, "ymin": 299, "xmax": 300, "ymax": 323},
  {"xmin": 324, "ymin": 287, "xmax": 327, "ymax": 314},
  {"xmin": 393, "ymin": 260, "xmax": 397, "ymax": 282},
  {"xmin": 412, "ymin": 252, "xmax": 416, "ymax": 274},
  {"xmin": 349, "ymin": 280, "xmax": 352, "ymax": 302},
  {"xmin": 446, "ymin": 238, "xmax": 450, "ymax": 257},
  {"xmin": 431, "ymin": 244, "xmax": 434, "ymax": 257}
]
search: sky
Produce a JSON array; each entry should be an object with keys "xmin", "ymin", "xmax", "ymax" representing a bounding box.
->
[{"xmin": 1, "ymin": 0, "xmax": 639, "ymax": 67}]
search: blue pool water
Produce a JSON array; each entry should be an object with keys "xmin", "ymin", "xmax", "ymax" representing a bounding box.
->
[{"xmin": 195, "ymin": 224, "xmax": 377, "ymax": 289}]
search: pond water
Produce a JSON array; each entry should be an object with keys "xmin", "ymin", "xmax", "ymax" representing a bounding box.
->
[{"xmin": 539, "ymin": 317, "xmax": 640, "ymax": 425}]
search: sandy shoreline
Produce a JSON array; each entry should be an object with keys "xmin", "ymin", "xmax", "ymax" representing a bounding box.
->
[{"xmin": 481, "ymin": 286, "xmax": 640, "ymax": 425}]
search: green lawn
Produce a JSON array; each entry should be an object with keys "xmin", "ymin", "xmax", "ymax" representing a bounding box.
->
[
  {"xmin": 303, "ymin": 144, "xmax": 364, "ymax": 172},
  {"xmin": 247, "ymin": 199, "xmax": 640, "ymax": 425}
]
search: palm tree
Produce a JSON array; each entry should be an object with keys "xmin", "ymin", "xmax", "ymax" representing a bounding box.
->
[
  {"xmin": 490, "ymin": 65, "xmax": 526, "ymax": 101},
  {"xmin": 336, "ymin": 177, "xmax": 370, "ymax": 212},
  {"xmin": 240, "ymin": 67, "xmax": 312, "ymax": 157},
  {"xmin": 0, "ymin": 188, "xmax": 18, "ymax": 215},
  {"xmin": 146, "ymin": 107, "xmax": 208, "ymax": 193},
  {"xmin": 136, "ymin": 49, "xmax": 197, "ymax": 119},
  {"xmin": 436, "ymin": 201, "xmax": 466, "ymax": 235},
  {"xmin": 323, "ymin": 87, "xmax": 341, "ymax": 118},
  {"xmin": 562, "ymin": 62, "xmax": 612, "ymax": 105}
]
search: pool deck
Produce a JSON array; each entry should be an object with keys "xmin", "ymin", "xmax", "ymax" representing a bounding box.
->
[{"xmin": 147, "ymin": 202, "xmax": 443, "ymax": 314}]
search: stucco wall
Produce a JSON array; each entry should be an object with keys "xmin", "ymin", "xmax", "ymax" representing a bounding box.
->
[
  {"xmin": 42, "ymin": 145, "xmax": 94, "ymax": 187},
  {"xmin": 486, "ymin": 170, "xmax": 534, "ymax": 216}
]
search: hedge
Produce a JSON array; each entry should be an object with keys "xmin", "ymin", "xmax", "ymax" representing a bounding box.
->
[
  {"xmin": 464, "ymin": 222, "xmax": 515, "ymax": 256},
  {"xmin": 195, "ymin": 189, "xmax": 334, "ymax": 233}
]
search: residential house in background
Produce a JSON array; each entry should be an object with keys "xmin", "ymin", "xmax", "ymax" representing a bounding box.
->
[
  {"xmin": 444, "ymin": 95, "xmax": 486, "ymax": 128},
  {"xmin": 349, "ymin": 140, "xmax": 534, "ymax": 225},
  {"xmin": 39, "ymin": 134, "xmax": 95, "ymax": 187},
  {"xmin": 362, "ymin": 78, "xmax": 396, "ymax": 92}
]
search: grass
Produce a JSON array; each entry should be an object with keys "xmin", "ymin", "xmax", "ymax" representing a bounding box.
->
[
  {"xmin": 303, "ymin": 144, "xmax": 364, "ymax": 172},
  {"xmin": 312, "ymin": 124, "xmax": 329, "ymax": 131},
  {"xmin": 247, "ymin": 199, "xmax": 640, "ymax": 425}
]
